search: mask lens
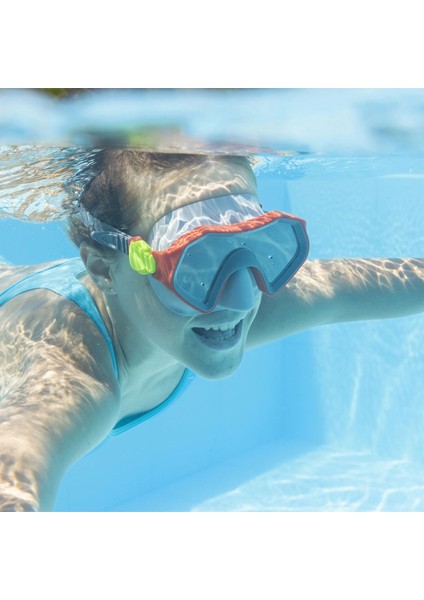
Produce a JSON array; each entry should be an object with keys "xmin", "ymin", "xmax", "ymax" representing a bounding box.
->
[
  {"xmin": 148, "ymin": 193, "xmax": 263, "ymax": 251},
  {"xmin": 173, "ymin": 217, "xmax": 305, "ymax": 311}
]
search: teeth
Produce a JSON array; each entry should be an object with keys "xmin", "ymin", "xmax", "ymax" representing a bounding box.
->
[
  {"xmin": 192, "ymin": 318, "xmax": 243, "ymax": 342},
  {"xmin": 208, "ymin": 320, "xmax": 240, "ymax": 332}
]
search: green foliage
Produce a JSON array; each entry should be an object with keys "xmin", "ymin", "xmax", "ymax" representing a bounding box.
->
[{"xmin": 39, "ymin": 89, "xmax": 91, "ymax": 99}]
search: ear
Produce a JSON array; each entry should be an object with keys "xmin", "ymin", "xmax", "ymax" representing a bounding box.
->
[{"xmin": 80, "ymin": 244, "xmax": 118, "ymax": 295}]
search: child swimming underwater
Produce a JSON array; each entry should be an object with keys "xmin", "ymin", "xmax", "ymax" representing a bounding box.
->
[{"xmin": 1, "ymin": 149, "xmax": 424, "ymax": 511}]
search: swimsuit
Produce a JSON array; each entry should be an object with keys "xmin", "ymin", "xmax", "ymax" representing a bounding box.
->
[{"xmin": 0, "ymin": 257, "xmax": 195, "ymax": 435}]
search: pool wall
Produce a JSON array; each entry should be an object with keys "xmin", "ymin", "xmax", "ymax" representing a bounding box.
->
[{"xmin": 291, "ymin": 170, "xmax": 424, "ymax": 462}]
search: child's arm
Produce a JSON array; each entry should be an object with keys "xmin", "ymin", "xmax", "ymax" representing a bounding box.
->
[{"xmin": 248, "ymin": 258, "xmax": 424, "ymax": 348}]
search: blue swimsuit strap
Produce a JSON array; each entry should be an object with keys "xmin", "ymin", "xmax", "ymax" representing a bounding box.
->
[
  {"xmin": 110, "ymin": 367, "xmax": 196, "ymax": 436},
  {"xmin": 0, "ymin": 258, "xmax": 119, "ymax": 379}
]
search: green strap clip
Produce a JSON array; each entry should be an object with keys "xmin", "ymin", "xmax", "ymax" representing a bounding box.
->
[{"xmin": 129, "ymin": 239, "xmax": 156, "ymax": 275}]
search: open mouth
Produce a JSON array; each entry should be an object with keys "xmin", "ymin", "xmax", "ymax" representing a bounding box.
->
[{"xmin": 192, "ymin": 319, "xmax": 243, "ymax": 346}]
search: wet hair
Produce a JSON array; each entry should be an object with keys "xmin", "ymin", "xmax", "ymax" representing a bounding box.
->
[{"xmin": 66, "ymin": 149, "xmax": 251, "ymax": 256}]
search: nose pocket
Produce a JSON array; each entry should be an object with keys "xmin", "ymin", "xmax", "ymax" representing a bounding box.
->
[{"xmin": 216, "ymin": 268, "xmax": 261, "ymax": 311}]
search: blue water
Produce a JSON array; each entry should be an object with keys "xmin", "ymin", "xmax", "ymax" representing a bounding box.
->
[{"xmin": 2, "ymin": 89, "xmax": 424, "ymax": 511}]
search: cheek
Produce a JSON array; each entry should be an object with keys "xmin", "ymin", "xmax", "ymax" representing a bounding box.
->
[{"xmin": 134, "ymin": 279, "xmax": 187, "ymax": 338}]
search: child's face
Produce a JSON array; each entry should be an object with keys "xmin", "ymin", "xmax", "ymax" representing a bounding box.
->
[{"xmin": 112, "ymin": 157, "xmax": 262, "ymax": 379}]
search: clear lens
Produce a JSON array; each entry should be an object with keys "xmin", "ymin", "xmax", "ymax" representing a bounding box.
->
[
  {"xmin": 173, "ymin": 218, "xmax": 304, "ymax": 310},
  {"xmin": 148, "ymin": 193, "xmax": 263, "ymax": 251}
]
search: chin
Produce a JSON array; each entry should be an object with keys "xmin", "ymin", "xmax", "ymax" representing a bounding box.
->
[{"xmin": 189, "ymin": 350, "xmax": 244, "ymax": 380}]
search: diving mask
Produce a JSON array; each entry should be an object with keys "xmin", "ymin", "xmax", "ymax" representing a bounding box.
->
[{"xmin": 75, "ymin": 193, "xmax": 309, "ymax": 315}]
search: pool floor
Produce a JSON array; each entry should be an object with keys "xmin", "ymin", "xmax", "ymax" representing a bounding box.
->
[{"xmin": 108, "ymin": 439, "xmax": 424, "ymax": 512}]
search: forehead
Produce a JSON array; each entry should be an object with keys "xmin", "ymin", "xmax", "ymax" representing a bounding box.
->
[{"xmin": 126, "ymin": 157, "xmax": 258, "ymax": 237}]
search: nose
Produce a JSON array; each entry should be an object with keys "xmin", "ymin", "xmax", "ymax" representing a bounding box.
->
[{"xmin": 216, "ymin": 268, "xmax": 261, "ymax": 312}]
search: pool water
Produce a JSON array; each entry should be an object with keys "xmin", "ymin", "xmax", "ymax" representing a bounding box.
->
[{"xmin": 1, "ymin": 89, "xmax": 424, "ymax": 511}]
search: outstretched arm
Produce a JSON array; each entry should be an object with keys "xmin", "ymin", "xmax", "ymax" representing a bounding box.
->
[
  {"xmin": 248, "ymin": 258, "xmax": 424, "ymax": 348},
  {"xmin": 0, "ymin": 292, "xmax": 120, "ymax": 511}
]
